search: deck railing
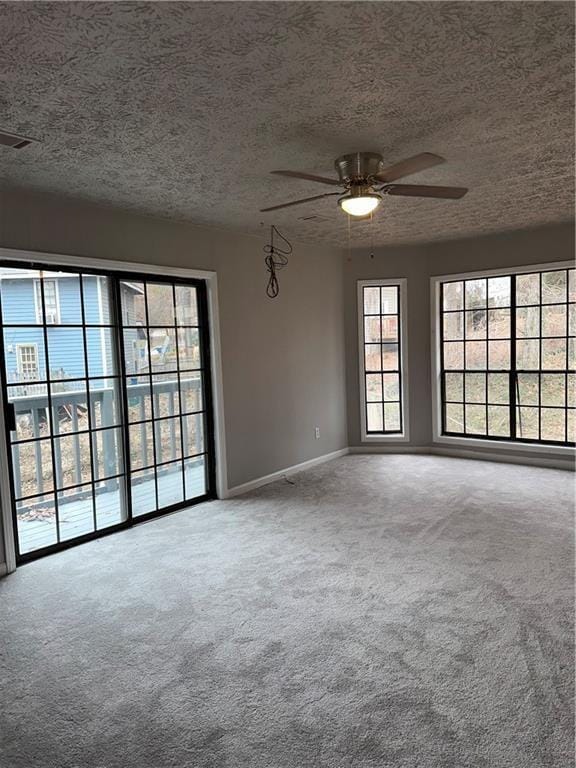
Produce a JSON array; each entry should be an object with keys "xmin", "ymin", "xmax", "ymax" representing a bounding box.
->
[{"xmin": 10, "ymin": 377, "xmax": 200, "ymax": 500}]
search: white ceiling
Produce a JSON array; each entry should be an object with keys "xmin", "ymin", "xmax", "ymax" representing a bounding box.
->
[{"xmin": 0, "ymin": 1, "xmax": 573, "ymax": 247}]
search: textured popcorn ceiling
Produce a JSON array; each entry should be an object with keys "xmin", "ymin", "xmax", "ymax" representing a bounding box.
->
[{"xmin": 0, "ymin": 1, "xmax": 573, "ymax": 247}]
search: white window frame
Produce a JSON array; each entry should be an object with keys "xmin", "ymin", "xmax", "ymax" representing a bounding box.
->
[
  {"xmin": 15, "ymin": 343, "xmax": 39, "ymax": 380},
  {"xmin": 34, "ymin": 278, "xmax": 60, "ymax": 324},
  {"xmin": 430, "ymin": 260, "xmax": 575, "ymax": 456},
  {"xmin": 358, "ymin": 278, "xmax": 409, "ymax": 442}
]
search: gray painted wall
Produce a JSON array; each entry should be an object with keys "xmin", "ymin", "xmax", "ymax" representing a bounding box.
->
[
  {"xmin": 0, "ymin": 188, "xmax": 573, "ymax": 570},
  {"xmin": 344, "ymin": 221, "xmax": 575, "ymax": 460},
  {"xmin": 0, "ymin": 188, "xmax": 348, "ymax": 564}
]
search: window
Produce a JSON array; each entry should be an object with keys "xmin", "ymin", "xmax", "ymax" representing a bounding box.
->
[
  {"xmin": 437, "ymin": 265, "xmax": 575, "ymax": 447},
  {"xmin": 16, "ymin": 344, "xmax": 39, "ymax": 380},
  {"xmin": 35, "ymin": 279, "xmax": 59, "ymax": 324},
  {"xmin": 358, "ymin": 279, "xmax": 407, "ymax": 439}
]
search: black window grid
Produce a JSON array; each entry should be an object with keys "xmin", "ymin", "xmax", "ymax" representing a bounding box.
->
[
  {"xmin": 120, "ymin": 278, "xmax": 213, "ymax": 516},
  {"xmin": 362, "ymin": 285, "xmax": 403, "ymax": 435},
  {"xmin": 440, "ymin": 268, "xmax": 575, "ymax": 447}
]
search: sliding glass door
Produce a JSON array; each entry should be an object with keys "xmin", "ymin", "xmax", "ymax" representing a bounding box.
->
[
  {"xmin": 0, "ymin": 263, "xmax": 214, "ymax": 562},
  {"xmin": 119, "ymin": 278, "xmax": 211, "ymax": 519}
]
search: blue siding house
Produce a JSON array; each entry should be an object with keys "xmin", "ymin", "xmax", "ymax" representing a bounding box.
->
[{"xmin": 1, "ymin": 271, "xmax": 139, "ymax": 387}]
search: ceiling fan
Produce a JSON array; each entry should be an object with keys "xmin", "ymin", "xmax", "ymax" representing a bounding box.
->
[{"xmin": 260, "ymin": 152, "xmax": 468, "ymax": 217}]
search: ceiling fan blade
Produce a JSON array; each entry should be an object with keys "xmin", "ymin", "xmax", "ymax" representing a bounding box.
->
[
  {"xmin": 271, "ymin": 170, "xmax": 342, "ymax": 186},
  {"xmin": 260, "ymin": 192, "xmax": 340, "ymax": 212},
  {"xmin": 375, "ymin": 152, "xmax": 445, "ymax": 183},
  {"xmin": 383, "ymin": 184, "xmax": 468, "ymax": 199}
]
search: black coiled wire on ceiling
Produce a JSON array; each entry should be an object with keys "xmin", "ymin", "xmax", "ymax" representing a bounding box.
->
[{"xmin": 264, "ymin": 225, "xmax": 292, "ymax": 298}]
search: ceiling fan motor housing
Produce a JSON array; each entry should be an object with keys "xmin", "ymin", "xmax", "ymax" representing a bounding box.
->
[{"xmin": 335, "ymin": 152, "xmax": 384, "ymax": 184}]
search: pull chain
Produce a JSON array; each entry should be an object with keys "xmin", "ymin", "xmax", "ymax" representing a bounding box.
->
[
  {"xmin": 347, "ymin": 213, "xmax": 351, "ymax": 260},
  {"xmin": 369, "ymin": 211, "xmax": 375, "ymax": 258}
]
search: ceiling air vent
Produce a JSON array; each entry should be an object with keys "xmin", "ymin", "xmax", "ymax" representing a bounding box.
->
[{"xmin": 0, "ymin": 129, "xmax": 38, "ymax": 149}]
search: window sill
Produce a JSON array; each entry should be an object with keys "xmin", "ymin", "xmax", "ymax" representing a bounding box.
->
[
  {"xmin": 361, "ymin": 432, "xmax": 410, "ymax": 443},
  {"xmin": 434, "ymin": 434, "xmax": 575, "ymax": 457}
]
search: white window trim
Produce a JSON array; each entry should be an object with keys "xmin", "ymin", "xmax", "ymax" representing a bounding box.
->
[
  {"xmin": 358, "ymin": 278, "xmax": 409, "ymax": 442},
  {"xmin": 15, "ymin": 343, "xmax": 39, "ymax": 378},
  {"xmin": 430, "ymin": 259, "xmax": 575, "ymax": 457},
  {"xmin": 34, "ymin": 278, "xmax": 60, "ymax": 324}
]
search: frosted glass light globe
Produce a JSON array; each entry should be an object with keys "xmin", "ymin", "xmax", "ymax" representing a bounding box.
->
[{"xmin": 339, "ymin": 194, "xmax": 381, "ymax": 217}]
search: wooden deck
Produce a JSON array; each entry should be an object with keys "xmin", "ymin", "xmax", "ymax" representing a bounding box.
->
[{"xmin": 16, "ymin": 463, "xmax": 206, "ymax": 554}]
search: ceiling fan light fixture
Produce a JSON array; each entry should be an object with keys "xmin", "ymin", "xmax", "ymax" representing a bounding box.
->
[{"xmin": 338, "ymin": 192, "xmax": 381, "ymax": 217}]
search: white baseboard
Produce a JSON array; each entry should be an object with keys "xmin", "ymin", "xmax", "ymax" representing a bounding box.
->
[
  {"xmin": 349, "ymin": 444, "xmax": 574, "ymax": 471},
  {"xmin": 350, "ymin": 445, "xmax": 430, "ymax": 455},
  {"xmin": 224, "ymin": 447, "xmax": 350, "ymax": 498},
  {"xmin": 225, "ymin": 441, "xmax": 572, "ymax": 500},
  {"xmin": 429, "ymin": 445, "xmax": 574, "ymax": 471}
]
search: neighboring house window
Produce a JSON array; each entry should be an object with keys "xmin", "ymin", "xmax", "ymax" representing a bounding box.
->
[
  {"xmin": 16, "ymin": 344, "xmax": 39, "ymax": 380},
  {"xmin": 437, "ymin": 265, "xmax": 575, "ymax": 446},
  {"xmin": 35, "ymin": 279, "xmax": 59, "ymax": 324},
  {"xmin": 358, "ymin": 279, "xmax": 408, "ymax": 439}
]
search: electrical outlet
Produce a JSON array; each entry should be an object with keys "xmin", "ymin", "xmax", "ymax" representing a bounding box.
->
[{"xmin": 314, "ymin": 427, "xmax": 320, "ymax": 439}]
